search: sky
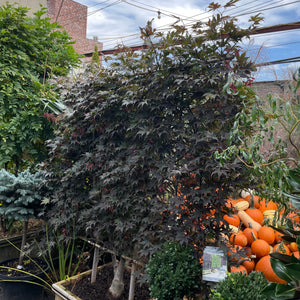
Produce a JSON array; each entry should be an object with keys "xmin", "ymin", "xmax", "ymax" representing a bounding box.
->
[{"xmin": 75, "ymin": 0, "xmax": 300, "ymax": 81}]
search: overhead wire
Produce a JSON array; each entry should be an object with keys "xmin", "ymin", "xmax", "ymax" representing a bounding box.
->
[
  {"xmin": 126, "ymin": 0, "xmax": 200, "ymax": 21},
  {"xmin": 58, "ymin": 0, "xmax": 273, "ymax": 45},
  {"xmin": 233, "ymin": 0, "xmax": 300, "ymax": 18},
  {"xmin": 121, "ymin": 0, "xmax": 199, "ymax": 22},
  {"xmin": 101, "ymin": 0, "xmax": 300, "ymax": 49},
  {"xmin": 54, "ymin": 0, "xmax": 300, "ymax": 60}
]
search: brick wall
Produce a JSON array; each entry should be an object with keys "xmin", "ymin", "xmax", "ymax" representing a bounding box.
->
[
  {"xmin": 48, "ymin": 0, "xmax": 86, "ymax": 39},
  {"xmin": 47, "ymin": 0, "xmax": 103, "ymax": 56},
  {"xmin": 0, "ymin": 0, "xmax": 103, "ymax": 59},
  {"xmin": 252, "ymin": 80, "xmax": 291, "ymax": 99},
  {"xmin": 252, "ymin": 80, "xmax": 299, "ymax": 165}
]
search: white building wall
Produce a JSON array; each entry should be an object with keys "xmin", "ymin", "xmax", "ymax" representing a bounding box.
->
[{"xmin": 0, "ymin": 0, "xmax": 47, "ymax": 16}]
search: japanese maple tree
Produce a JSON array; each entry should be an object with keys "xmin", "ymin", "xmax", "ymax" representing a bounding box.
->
[{"xmin": 43, "ymin": 1, "xmax": 262, "ymax": 297}]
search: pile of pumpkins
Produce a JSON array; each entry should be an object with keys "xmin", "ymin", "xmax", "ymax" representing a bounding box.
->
[{"xmin": 224, "ymin": 191, "xmax": 299, "ymax": 283}]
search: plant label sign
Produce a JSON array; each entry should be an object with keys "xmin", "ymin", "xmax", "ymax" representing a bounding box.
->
[{"xmin": 202, "ymin": 246, "xmax": 227, "ymax": 282}]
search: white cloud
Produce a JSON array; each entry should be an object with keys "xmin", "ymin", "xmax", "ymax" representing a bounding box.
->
[{"xmin": 76, "ymin": 0, "xmax": 300, "ymax": 80}]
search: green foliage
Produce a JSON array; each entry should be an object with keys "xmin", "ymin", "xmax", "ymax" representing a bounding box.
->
[
  {"xmin": 209, "ymin": 271, "xmax": 269, "ymax": 300},
  {"xmin": 42, "ymin": 0, "xmax": 261, "ymax": 268},
  {"xmin": 0, "ymin": 169, "xmax": 44, "ymax": 221},
  {"xmin": 146, "ymin": 241, "xmax": 202, "ymax": 300},
  {"xmin": 263, "ymin": 229, "xmax": 300, "ymax": 299},
  {"xmin": 35, "ymin": 223, "xmax": 88, "ymax": 282},
  {"xmin": 217, "ymin": 68, "xmax": 300, "ymax": 208},
  {"xmin": 284, "ymin": 167, "xmax": 300, "ymax": 209},
  {"xmin": 91, "ymin": 45, "xmax": 100, "ymax": 65},
  {"xmin": 0, "ymin": 3, "xmax": 81, "ymax": 172}
]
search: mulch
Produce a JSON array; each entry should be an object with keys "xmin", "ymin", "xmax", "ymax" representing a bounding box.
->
[{"xmin": 70, "ymin": 264, "xmax": 151, "ymax": 300}]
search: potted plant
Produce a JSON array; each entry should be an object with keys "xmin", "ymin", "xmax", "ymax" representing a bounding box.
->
[
  {"xmin": 42, "ymin": 1, "xmax": 263, "ymax": 299},
  {"xmin": 0, "ymin": 169, "xmax": 49, "ymax": 300}
]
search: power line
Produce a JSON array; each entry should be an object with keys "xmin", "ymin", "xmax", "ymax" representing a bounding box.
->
[
  {"xmin": 98, "ymin": 0, "xmax": 300, "ymax": 51},
  {"xmin": 84, "ymin": 21, "xmax": 300, "ymax": 56},
  {"xmin": 127, "ymin": 0, "xmax": 199, "ymax": 21},
  {"xmin": 121, "ymin": 0, "xmax": 199, "ymax": 22},
  {"xmin": 246, "ymin": 40, "xmax": 300, "ymax": 52},
  {"xmin": 233, "ymin": 0, "xmax": 300, "ymax": 18},
  {"xmin": 256, "ymin": 56, "xmax": 300, "ymax": 66}
]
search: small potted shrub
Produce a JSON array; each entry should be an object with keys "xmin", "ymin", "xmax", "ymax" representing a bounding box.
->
[
  {"xmin": 0, "ymin": 169, "xmax": 47, "ymax": 300},
  {"xmin": 146, "ymin": 241, "xmax": 203, "ymax": 300}
]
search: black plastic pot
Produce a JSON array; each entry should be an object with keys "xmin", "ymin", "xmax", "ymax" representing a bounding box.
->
[{"xmin": 0, "ymin": 258, "xmax": 50, "ymax": 300}]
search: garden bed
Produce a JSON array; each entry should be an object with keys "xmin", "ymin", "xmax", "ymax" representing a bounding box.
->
[{"xmin": 53, "ymin": 263, "xmax": 150, "ymax": 300}]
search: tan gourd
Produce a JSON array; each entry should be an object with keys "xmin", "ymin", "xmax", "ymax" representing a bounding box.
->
[
  {"xmin": 263, "ymin": 210, "xmax": 276, "ymax": 224},
  {"xmin": 234, "ymin": 200, "xmax": 249, "ymax": 211},
  {"xmin": 229, "ymin": 225, "xmax": 239, "ymax": 233},
  {"xmin": 237, "ymin": 210, "xmax": 262, "ymax": 232}
]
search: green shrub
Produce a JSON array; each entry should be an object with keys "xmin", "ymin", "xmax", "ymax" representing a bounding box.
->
[
  {"xmin": 209, "ymin": 271, "xmax": 269, "ymax": 300},
  {"xmin": 146, "ymin": 241, "xmax": 202, "ymax": 300}
]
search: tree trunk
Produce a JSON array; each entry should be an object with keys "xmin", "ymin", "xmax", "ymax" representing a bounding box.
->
[
  {"xmin": 18, "ymin": 220, "xmax": 28, "ymax": 266},
  {"xmin": 128, "ymin": 263, "xmax": 136, "ymax": 300},
  {"xmin": 0, "ymin": 216, "xmax": 8, "ymax": 232},
  {"xmin": 91, "ymin": 247, "xmax": 100, "ymax": 284},
  {"xmin": 109, "ymin": 257, "xmax": 126, "ymax": 298}
]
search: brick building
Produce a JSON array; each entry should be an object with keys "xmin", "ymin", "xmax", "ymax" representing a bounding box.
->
[
  {"xmin": 252, "ymin": 80, "xmax": 300, "ymax": 165},
  {"xmin": 252, "ymin": 80, "xmax": 291, "ymax": 99},
  {"xmin": 0, "ymin": 0, "xmax": 103, "ymax": 62}
]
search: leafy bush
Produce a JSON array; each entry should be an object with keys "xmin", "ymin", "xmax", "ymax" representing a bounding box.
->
[
  {"xmin": 209, "ymin": 271, "xmax": 269, "ymax": 300},
  {"xmin": 0, "ymin": 3, "xmax": 81, "ymax": 172},
  {"xmin": 146, "ymin": 241, "xmax": 202, "ymax": 300}
]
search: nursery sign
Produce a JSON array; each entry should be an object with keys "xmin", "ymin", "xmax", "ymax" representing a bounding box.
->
[{"xmin": 202, "ymin": 246, "xmax": 227, "ymax": 282}]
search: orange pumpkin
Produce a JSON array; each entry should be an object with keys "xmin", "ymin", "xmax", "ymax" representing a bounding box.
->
[
  {"xmin": 243, "ymin": 228, "xmax": 258, "ymax": 246},
  {"xmin": 242, "ymin": 259, "xmax": 255, "ymax": 274},
  {"xmin": 258, "ymin": 226, "xmax": 275, "ymax": 245},
  {"xmin": 230, "ymin": 232, "xmax": 248, "ymax": 247},
  {"xmin": 223, "ymin": 214, "xmax": 240, "ymax": 227},
  {"xmin": 273, "ymin": 243, "xmax": 291, "ymax": 255},
  {"xmin": 289, "ymin": 242, "xmax": 298, "ymax": 252},
  {"xmin": 251, "ymin": 238, "xmax": 270, "ymax": 258},
  {"xmin": 244, "ymin": 194, "xmax": 261, "ymax": 209},
  {"xmin": 259, "ymin": 199, "xmax": 278, "ymax": 213},
  {"xmin": 245, "ymin": 207, "xmax": 264, "ymax": 225},
  {"xmin": 292, "ymin": 251, "xmax": 299, "ymax": 259},
  {"xmin": 255, "ymin": 255, "xmax": 286, "ymax": 283},
  {"xmin": 230, "ymin": 265, "xmax": 247, "ymax": 274}
]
